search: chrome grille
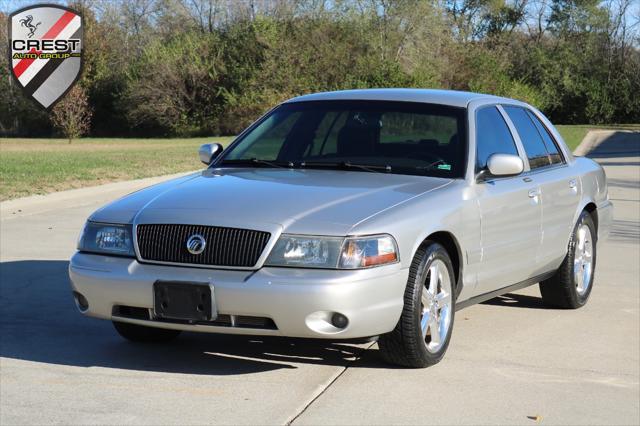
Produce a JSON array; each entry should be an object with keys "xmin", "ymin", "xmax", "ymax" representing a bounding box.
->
[{"xmin": 136, "ymin": 224, "xmax": 271, "ymax": 267}]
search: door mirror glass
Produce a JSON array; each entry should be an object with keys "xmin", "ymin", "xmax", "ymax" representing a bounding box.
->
[
  {"xmin": 199, "ymin": 143, "xmax": 223, "ymax": 165},
  {"xmin": 486, "ymin": 153, "xmax": 524, "ymax": 177}
]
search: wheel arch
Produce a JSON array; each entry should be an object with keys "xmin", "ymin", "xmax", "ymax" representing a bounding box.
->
[
  {"xmin": 584, "ymin": 202, "xmax": 598, "ymax": 235},
  {"xmin": 562, "ymin": 199, "xmax": 600, "ymax": 252},
  {"xmin": 419, "ymin": 231, "xmax": 463, "ymax": 297}
]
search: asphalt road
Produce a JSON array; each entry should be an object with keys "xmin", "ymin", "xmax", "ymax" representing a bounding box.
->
[{"xmin": 1, "ymin": 132, "xmax": 638, "ymax": 425}]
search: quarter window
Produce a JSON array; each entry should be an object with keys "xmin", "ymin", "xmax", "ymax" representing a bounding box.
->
[
  {"xmin": 526, "ymin": 110, "xmax": 563, "ymax": 164},
  {"xmin": 503, "ymin": 106, "xmax": 551, "ymax": 169},
  {"xmin": 475, "ymin": 106, "xmax": 519, "ymax": 170}
]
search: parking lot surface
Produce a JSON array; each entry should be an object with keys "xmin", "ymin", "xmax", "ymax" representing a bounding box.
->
[{"xmin": 1, "ymin": 131, "xmax": 638, "ymax": 425}]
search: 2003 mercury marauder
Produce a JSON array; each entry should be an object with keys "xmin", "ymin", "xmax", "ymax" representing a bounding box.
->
[{"xmin": 70, "ymin": 89, "xmax": 612, "ymax": 367}]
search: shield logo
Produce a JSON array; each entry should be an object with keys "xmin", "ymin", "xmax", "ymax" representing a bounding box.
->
[{"xmin": 9, "ymin": 4, "xmax": 83, "ymax": 110}]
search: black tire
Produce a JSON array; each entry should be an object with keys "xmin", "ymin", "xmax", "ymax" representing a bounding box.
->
[
  {"xmin": 113, "ymin": 321, "xmax": 182, "ymax": 343},
  {"xmin": 378, "ymin": 242, "xmax": 456, "ymax": 368},
  {"xmin": 540, "ymin": 210, "xmax": 597, "ymax": 309}
]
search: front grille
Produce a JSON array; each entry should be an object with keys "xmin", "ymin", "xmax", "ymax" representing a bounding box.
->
[
  {"xmin": 136, "ymin": 224, "xmax": 271, "ymax": 267},
  {"xmin": 201, "ymin": 314, "xmax": 278, "ymax": 330},
  {"xmin": 112, "ymin": 305, "xmax": 278, "ymax": 330},
  {"xmin": 156, "ymin": 314, "xmax": 277, "ymax": 329},
  {"xmin": 112, "ymin": 305, "xmax": 151, "ymax": 320}
]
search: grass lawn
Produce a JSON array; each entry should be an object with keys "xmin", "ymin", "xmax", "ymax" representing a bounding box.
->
[
  {"xmin": 1, "ymin": 124, "xmax": 638, "ymax": 201},
  {"xmin": 0, "ymin": 137, "xmax": 233, "ymax": 201}
]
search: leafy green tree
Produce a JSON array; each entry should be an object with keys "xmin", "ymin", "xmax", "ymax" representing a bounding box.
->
[{"xmin": 1, "ymin": 0, "xmax": 638, "ymax": 137}]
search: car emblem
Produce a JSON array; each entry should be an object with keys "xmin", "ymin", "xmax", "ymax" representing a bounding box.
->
[
  {"xmin": 186, "ymin": 234, "xmax": 206, "ymax": 255},
  {"xmin": 9, "ymin": 4, "xmax": 83, "ymax": 110}
]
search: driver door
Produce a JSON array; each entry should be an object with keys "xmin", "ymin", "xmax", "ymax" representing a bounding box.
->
[{"xmin": 473, "ymin": 105, "xmax": 543, "ymax": 296}]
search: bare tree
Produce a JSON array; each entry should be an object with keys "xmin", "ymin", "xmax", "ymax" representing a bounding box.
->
[{"xmin": 50, "ymin": 86, "xmax": 93, "ymax": 144}]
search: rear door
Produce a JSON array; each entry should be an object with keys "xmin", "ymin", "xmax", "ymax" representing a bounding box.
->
[
  {"xmin": 473, "ymin": 106, "xmax": 543, "ymax": 296},
  {"xmin": 502, "ymin": 106, "xmax": 580, "ymax": 275}
]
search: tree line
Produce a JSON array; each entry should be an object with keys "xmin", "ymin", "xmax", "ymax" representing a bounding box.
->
[{"xmin": 1, "ymin": 0, "xmax": 638, "ymax": 138}]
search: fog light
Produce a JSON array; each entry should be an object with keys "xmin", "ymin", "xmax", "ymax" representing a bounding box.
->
[
  {"xmin": 331, "ymin": 313, "xmax": 349, "ymax": 329},
  {"xmin": 73, "ymin": 291, "xmax": 89, "ymax": 312}
]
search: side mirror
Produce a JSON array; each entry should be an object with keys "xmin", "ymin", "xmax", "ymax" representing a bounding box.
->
[
  {"xmin": 199, "ymin": 143, "xmax": 223, "ymax": 165},
  {"xmin": 481, "ymin": 153, "xmax": 524, "ymax": 179}
]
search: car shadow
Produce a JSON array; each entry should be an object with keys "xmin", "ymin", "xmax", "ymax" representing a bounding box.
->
[
  {"xmin": 481, "ymin": 293, "xmax": 548, "ymax": 310},
  {"xmin": 0, "ymin": 260, "xmax": 389, "ymax": 375}
]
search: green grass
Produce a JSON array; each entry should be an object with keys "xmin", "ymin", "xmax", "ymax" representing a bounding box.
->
[
  {"xmin": 1, "ymin": 124, "xmax": 638, "ymax": 201},
  {"xmin": 556, "ymin": 124, "xmax": 640, "ymax": 151},
  {"xmin": 0, "ymin": 137, "xmax": 233, "ymax": 201}
]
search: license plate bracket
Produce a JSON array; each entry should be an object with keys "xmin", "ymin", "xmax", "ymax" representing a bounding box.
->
[{"xmin": 153, "ymin": 281, "xmax": 213, "ymax": 322}]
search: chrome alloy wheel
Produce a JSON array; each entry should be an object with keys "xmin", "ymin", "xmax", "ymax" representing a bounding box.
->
[
  {"xmin": 574, "ymin": 224, "xmax": 594, "ymax": 296},
  {"xmin": 420, "ymin": 259, "xmax": 453, "ymax": 353}
]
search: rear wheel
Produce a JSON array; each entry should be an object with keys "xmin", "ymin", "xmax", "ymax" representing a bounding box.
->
[
  {"xmin": 540, "ymin": 210, "xmax": 597, "ymax": 309},
  {"xmin": 113, "ymin": 321, "xmax": 182, "ymax": 343},
  {"xmin": 378, "ymin": 242, "xmax": 455, "ymax": 368}
]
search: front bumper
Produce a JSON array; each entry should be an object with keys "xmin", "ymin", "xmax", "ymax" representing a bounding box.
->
[{"xmin": 69, "ymin": 252, "xmax": 408, "ymax": 339}]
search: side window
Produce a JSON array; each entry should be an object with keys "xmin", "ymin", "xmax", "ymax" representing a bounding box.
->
[
  {"xmin": 475, "ymin": 106, "xmax": 519, "ymax": 170},
  {"xmin": 526, "ymin": 110, "xmax": 564, "ymax": 164},
  {"xmin": 503, "ymin": 106, "xmax": 551, "ymax": 169}
]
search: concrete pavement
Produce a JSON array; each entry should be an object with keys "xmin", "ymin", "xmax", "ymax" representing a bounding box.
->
[{"xmin": 1, "ymin": 132, "xmax": 638, "ymax": 425}]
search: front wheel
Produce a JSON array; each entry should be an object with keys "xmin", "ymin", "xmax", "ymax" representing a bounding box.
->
[
  {"xmin": 378, "ymin": 242, "xmax": 456, "ymax": 368},
  {"xmin": 540, "ymin": 210, "xmax": 597, "ymax": 309},
  {"xmin": 113, "ymin": 321, "xmax": 182, "ymax": 343}
]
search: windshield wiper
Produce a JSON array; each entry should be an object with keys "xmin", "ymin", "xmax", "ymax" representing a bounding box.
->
[
  {"xmin": 300, "ymin": 161, "xmax": 392, "ymax": 173},
  {"xmin": 221, "ymin": 158, "xmax": 294, "ymax": 168}
]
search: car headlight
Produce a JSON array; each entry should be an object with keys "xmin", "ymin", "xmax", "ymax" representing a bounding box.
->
[
  {"xmin": 77, "ymin": 222, "xmax": 134, "ymax": 257},
  {"xmin": 265, "ymin": 234, "xmax": 398, "ymax": 269},
  {"xmin": 338, "ymin": 234, "xmax": 399, "ymax": 268}
]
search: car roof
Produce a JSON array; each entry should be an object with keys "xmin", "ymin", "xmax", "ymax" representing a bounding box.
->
[{"xmin": 285, "ymin": 88, "xmax": 510, "ymax": 108}]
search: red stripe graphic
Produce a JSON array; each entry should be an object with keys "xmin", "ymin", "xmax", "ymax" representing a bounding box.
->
[
  {"xmin": 13, "ymin": 11, "xmax": 77, "ymax": 78},
  {"xmin": 12, "ymin": 48, "xmax": 39, "ymax": 77},
  {"xmin": 42, "ymin": 11, "xmax": 76, "ymax": 39}
]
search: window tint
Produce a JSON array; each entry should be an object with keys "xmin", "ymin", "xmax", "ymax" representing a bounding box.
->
[
  {"xmin": 380, "ymin": 112, "xmax": 458, "ymax": 146},
  {"xmin": 503, "ymin": 106, "xmax": 551, "ymax": 169},
  {"xmin": 222, "ymin": 100, "xmax": 467, "ymax": 178},
  {"xmin": 232, "ymin": 111, "xmax": 302, "ymax": 160},
  {"xmin": 475, "ymin": 106, "xmax": 519, "ymax": 170},
  {"xmin": 526, "ymin": 110, "xmax": 563, "ymax": 164},
  {"xmin": 306, "ymin": 111, "xmax": 347, "ymax": 156}
]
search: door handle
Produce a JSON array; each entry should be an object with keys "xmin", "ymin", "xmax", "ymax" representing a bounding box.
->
[
  {"xmin": 528, "ymin": 188, "xmax": 540, "ymax": 198},
  {"xmin": 569, "ymin": 179, "xmax": 577, "ymax": 189}
]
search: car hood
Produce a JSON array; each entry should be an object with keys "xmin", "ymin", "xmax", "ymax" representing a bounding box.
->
[{"xmin": 90, "ymin": 168, "xmax": 452, "ymax": 235}]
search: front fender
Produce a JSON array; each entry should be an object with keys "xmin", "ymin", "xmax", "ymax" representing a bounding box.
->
[{"xmin": 348, "ymin": 181, "xmax": 479, "ymax": 298}]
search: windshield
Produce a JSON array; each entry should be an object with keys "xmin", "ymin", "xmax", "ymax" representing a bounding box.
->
[{"xmin": 219, "ymin": 100, "xmax": 467, "ymax": 178}]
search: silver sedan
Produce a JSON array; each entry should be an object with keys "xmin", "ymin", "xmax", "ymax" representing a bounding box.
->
[{"xmin": 69, "ymin": 89, "xmax": 613, "ymax": 367}]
